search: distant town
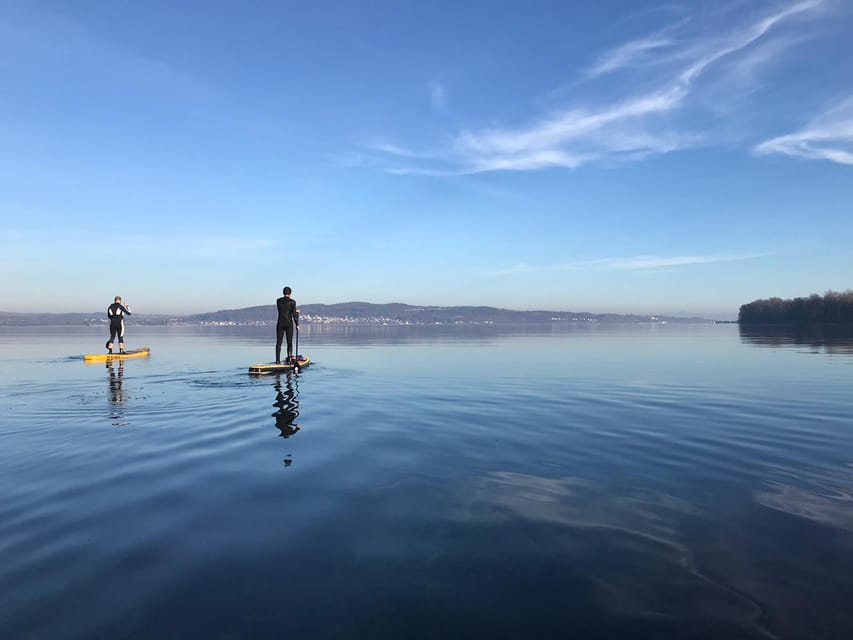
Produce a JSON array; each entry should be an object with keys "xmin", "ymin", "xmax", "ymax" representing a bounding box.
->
[{"xmin": 189, "ymin": 313, "xmax": 670, "ymax": 327}]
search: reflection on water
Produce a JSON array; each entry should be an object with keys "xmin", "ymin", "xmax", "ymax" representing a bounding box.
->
[
  {"xmin": 208, "ymin": 321, "xmax": 653, "ymax": 347},
  {"xmin": 739, "ymin": 324, "xmax": 853, "ymax": 355},
  {"xmin": 458, "ymin": 472, "xmax": 775, "ymax": 637},
  {"xmin": 756, "ymin": 479, "xmax": 853, "ymax": 532},
  {"xmin": 106, "ymin": 361, "xmax": 128, "ymax": 426},
  {"xmin": 272, "ymin": 373, "xmax": 300, "ymax": 440},
  {"xmin": 107, "ymin": 360, "xmax": 126, "ymax": 405}
]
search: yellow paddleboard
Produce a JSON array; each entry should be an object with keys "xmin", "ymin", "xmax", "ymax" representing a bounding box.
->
[
  {"xmin": 84, "ymin": 348, "xmax": 150, "ymax": 362},
  {"xmin": 248, "ymin": 355, "xmax": 310, "ymax": 374}
]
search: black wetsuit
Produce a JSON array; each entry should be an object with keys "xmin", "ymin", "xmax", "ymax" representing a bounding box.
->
[
  {"xmin": 275, "ymin": 296, "xmax": 299, "ymax": 362},
  {"xmin": 106, "ymin": 302, "xmax": 131, "ymax": 349}
]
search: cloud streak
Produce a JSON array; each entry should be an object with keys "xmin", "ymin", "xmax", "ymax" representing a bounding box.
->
[
  {"xmin": 485, "ymin": 253, "xmax": 769, "ymax": 277},
  {"xmin": 370, "ymin": 1, "xmax": 829, "ymax": 175},
  {"xmin": 585, "ymin": 33, "xmax": 676, "ymax": 78},
  {"xmin": 583, "ymin": 16, "xmax": 694, "ymax": 80},
  {"xmin": 755, "ymin": 95, "xmax": 853, "ymax": 165}
]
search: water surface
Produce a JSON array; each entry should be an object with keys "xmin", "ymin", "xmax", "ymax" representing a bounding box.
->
[{"xmin": 1, "ymin": 324, "xmax": 852, "ymax": 639}]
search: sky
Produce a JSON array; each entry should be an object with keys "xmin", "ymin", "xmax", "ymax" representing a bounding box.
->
[{"xmin": 1, "ymin": 0, "xmax": 851, "ymax": 318}]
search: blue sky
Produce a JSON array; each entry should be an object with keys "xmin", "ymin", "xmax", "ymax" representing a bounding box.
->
[{"xmin": 1, "ymin": 0, "xmax": 851, "ymax": 317}]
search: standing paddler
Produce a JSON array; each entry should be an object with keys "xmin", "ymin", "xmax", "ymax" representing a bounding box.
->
[
  {"xmin": 105, "ymin": 296, "xmax": 131, "ymax": 354},
  {"xmin": 275, "ymin": 286, "xmax": 299, "ymax": 364}
]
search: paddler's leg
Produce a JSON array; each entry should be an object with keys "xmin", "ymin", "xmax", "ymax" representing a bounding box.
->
[
  {"xmin": 106, "ymin": 325, "xmax": 118, "ymax": 353},
  {"xmin": 275, "ymin": 323, "xmax": 285, "ymax": 364},
  {"xmin": 285, "ymin": 324, "xmax": 294, "ymax": 361},
  {"xmin": 118, "ymin": 319, "xmax": 126, "ymax": 353}
]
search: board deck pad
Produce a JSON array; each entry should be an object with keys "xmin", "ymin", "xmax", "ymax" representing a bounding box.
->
[
  {"xmin": 248, "ymin": 356, "xmax": 310, "ymax": 374},
  {"xmin": 84, "ymin": 347, "xmax": 151, "ymax": 362}
]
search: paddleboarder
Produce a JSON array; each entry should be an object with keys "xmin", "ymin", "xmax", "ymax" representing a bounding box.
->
[
  {"xmin": 275, "ymin": 286, "xmax": 300, "ymax": 364},
  {"xmin": 105, "ymin": 296, "xmax": 131, "ymax": 354}
]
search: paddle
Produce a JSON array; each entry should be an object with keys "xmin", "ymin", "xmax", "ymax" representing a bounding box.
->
[{"xmin": 294, "ymin": 310, "xmax": 300, "ymax": 373}]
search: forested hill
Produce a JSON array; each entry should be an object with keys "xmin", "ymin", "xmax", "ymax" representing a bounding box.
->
[{"xmin": 738, "ymin": 291, "xmax": 853, "ymax": 324}]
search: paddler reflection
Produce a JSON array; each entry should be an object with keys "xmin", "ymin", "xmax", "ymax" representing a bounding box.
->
[
  {"xmin": 272, "ymin": 373, "xmax": 301, "ymax": 439},
  {"xmin": 107, "ymin": 359, "xmax": 127, "ymax": 405},
  {"xmin": 106, "ymin": 360, "xmax": 129, "ymax": 426}
]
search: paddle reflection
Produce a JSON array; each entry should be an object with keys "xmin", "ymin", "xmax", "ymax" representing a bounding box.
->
[{"xmin": 272, "ymin": 373, "xmax": 301, "ymax": 440}]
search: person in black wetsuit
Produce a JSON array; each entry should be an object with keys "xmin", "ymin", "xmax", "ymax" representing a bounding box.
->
[
  {"xmin": 275, "ymin": 286, "xmax": 299, "ymax": 364},
  {"xmin": 105, "ymin": 296, "xmax": 131, "ymax": 354}
]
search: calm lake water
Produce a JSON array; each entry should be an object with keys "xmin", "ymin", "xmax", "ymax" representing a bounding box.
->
[{"xmin": 1, "ymin": 323, "xmax": 852, "ymax": 639}]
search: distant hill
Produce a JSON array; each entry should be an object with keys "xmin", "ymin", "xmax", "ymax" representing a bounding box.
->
[
  {"xmin": 0, "ymin": 311, "xmax": 173, "ymax": 327},
  {"xmin": 0, "ymin": 302, "xmax": 711, "ymax": 327},
  {"xmin": 0, "ymin": 312, "xmax": 100, "ymax": 326},
  {"xmin": 187, "ymin": 302, "xmax": 708, "ymax": 325}
]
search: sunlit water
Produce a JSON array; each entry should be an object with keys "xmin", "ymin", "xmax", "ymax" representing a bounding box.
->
[{"xmin": 1, "ymin": 324, "xmax": 852, "ymax": 639}]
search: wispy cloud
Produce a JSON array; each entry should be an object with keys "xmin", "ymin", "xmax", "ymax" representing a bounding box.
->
[
  {"xmin": 676, "ymin": 0, "xmax": 822, "ymax": 86},
  {"xmin": 369, "ymin": 1, "xmax": 829, "ymax": 175},
  {"xmin": 585, "ymin": 34, "xmax": 676, "ymax": 78},
  {"xmin": 367, "ymin": 141, "xmax": 436, "ymax": 159},
  {"xmin": 755, "ymin": 95, "xmax": 853, "ymax": 165},
  {"xmin": 448, "ymin": 87, "xmax": 691, "ymax": 173},
  {"xmin": 485, "ymin": 253, "xmax": 769, "ymax": 277},
  {"xmin": 583, "ymin": 17, "xmax": 691, "ymax": 79}
]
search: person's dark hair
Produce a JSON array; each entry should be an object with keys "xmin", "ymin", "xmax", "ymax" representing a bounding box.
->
[{"xmin": 283, "ymin": 286, "xmax": 292, "ymax": 296}]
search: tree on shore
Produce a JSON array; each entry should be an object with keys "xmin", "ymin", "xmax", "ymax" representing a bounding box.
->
[{"xmin": 738, "ymin": 290, "xmax": 853, "ymax": 324}]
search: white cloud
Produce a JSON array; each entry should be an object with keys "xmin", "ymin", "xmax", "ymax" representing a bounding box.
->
[
  {"xmin": 585, "ymin": 34, "xmax": 676, "ymax": 78},
  {"xmin": 583, "ymin": 15, "xmax": 695, "ymax": 80},
  {"xmin": 371, "ymin": 1, "xmax": 829, "ymax": 175},
  {"xmin": 448, "ymin": 87, "xmax": 690, "ymax": 174},
  {"xmin": 755, "ymin": 95, "xmax": 853, "ymax": 165},
  {"xmin": 367, "ymin": 141, "xmax": 435, "ymax": 159},
  {"xmin": 486, "ymin": 253, "xmax": 769, "ymax": 276},
  {"xmin": 596, "ymin": 253, "xmax": 769, "ymax": 270},
  {"xmin": 676, "ymin": 0, "xmax": 822, "ymax": 86}
]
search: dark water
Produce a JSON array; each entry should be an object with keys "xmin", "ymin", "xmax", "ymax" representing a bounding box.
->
[{"xmin": 1, "ymin": 324, "xmax": 852, "ymax": 639}]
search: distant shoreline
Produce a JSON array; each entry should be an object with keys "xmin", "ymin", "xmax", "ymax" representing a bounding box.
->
[
  {"xmin": 0, "ymin": 317, "xmax": 712, "ymax": 328},
  {"xmin": 0, "ymin": 301, "xmax": 715, "ymax": 327}
]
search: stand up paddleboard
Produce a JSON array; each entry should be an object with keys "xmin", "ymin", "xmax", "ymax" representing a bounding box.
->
[
  {"xmin": 83, "ymin": 348, "xmax": 151, "ymax": 363},
  {"xmin": 248, "ymin": 355, "xmax": 310, "ymax": 375}
]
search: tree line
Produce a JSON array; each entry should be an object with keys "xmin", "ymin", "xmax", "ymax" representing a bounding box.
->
[{"xmin": 738, "ymin": 290, "xmax": 853, "ymax": 324}]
